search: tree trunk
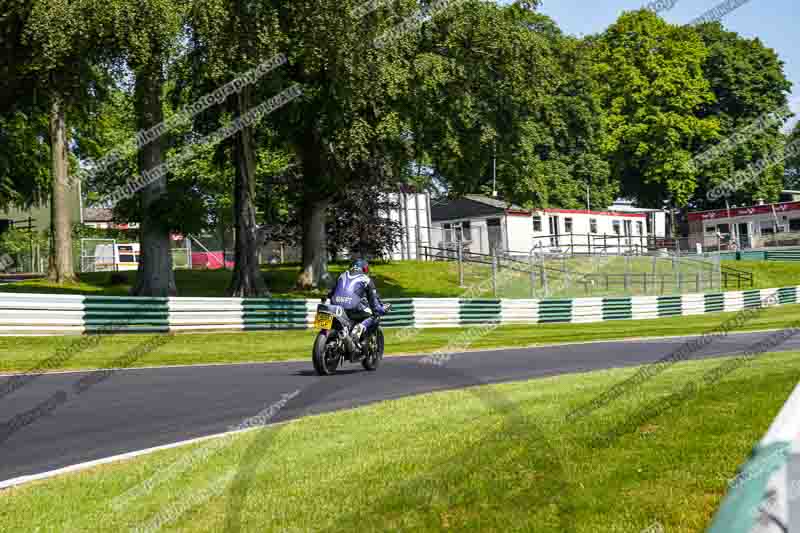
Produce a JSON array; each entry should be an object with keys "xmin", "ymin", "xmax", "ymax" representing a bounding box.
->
[
  {"xmin": 297, "ymin": 197, "xmax": 329, "ymax": 289},
  {"xmin": 227, "ymin": 86, "xmax": 268, "ymax": 297},
  {"xmin": 130, "ymin": 57, "xmax": 176, "ymax": 297},
  {"xmin": 47, "ymin": 94, "xmax": 76, "ymax": 284}
]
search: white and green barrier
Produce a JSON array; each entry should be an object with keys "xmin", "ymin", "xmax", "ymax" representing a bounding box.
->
[
  {"xmin": 709, "ymin": 383, "xmax": 800, "ymax": 533},
  {"xmin": 1, "ymin": 287, "xmax": 799, "ymax": 335}
]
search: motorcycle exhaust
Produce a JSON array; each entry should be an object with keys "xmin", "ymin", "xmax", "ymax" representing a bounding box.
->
[{"xmin": 343, "ymin": 331, "xmax": 357, "ymax": 355}]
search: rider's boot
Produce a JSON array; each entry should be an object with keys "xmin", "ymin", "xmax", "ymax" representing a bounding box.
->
[{"xmin": 351, "ymin": 323, "xmax": 366, "ymax": 352}]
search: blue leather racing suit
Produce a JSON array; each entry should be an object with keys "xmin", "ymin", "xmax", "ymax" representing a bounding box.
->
[{"xmin": 327, "ymin": 271, "xmax": 386, "ymax": 334}]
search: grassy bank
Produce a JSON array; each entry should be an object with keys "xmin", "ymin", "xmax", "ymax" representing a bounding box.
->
[
  {"xmin": 1, "ymin": 259, "xmax": 799, "ymax": 299},
  {"xmin": 3, "ymin": 303, "xmax": 800, "ymax": 373},
  {"xmin": 2, "ymin": 350, "xmax": 797, "ymax": 532},
  {"xmin": 0, "ymin": 261, "xmax": 473, "ymax": 299}
]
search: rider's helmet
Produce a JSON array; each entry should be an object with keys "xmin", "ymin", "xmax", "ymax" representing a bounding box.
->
[{"xmin": 350, "ymin": 258, "xmax": 369, "ymax": 275}]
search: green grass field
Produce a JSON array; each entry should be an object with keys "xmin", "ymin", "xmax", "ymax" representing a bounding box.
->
[
  {"xmin": 2, "ymin": 350, "xmax": 797, "ymax": 532},
  {"xmin": 3, "ymin": 303, "xmax": 800, "ymax": 373},
  {"xmin": 2, "ymin": 259, "xmax": 800, "ymax": 299},
  {"xmin": 0, "ymin": 261, "xmax": 483, "ymax": 299}
]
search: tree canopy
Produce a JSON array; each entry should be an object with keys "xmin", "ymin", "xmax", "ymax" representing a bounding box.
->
[{"xmin": 0, "ymin": 1, "xmax": 794, "ymax": 289}]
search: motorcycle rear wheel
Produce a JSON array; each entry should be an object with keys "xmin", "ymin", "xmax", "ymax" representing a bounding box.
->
[
  {"xmin": 361, "ymin": 328, "xmax": 384, "ymax": 371},
  {"xmin": 312, "ymin": 331, "xmax": 340, "ymax": 376}
]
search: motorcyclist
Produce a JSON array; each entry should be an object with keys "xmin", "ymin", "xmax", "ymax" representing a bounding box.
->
[{"xmin": 325, "ymin": 259, "xmax": 389, "ymax": 348}]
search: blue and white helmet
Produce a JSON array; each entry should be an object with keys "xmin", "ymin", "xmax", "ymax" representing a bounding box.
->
[{"xmin": 350, "ymin": 259, "xmax": 369, "ymax": 275}]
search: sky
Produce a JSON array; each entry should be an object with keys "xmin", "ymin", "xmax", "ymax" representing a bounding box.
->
[{"xmin": 502, "ymin": 0, "xmax": 799, "ymax": 129}]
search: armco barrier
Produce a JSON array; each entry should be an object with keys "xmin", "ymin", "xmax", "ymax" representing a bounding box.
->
[
  {"xmin": 0, "ymin": 293, "xmax": 85, "ymax": 334},
  {"xmin": 709, "ymin": 383, "xmax": 800, "ymax": 533},
  {"xmin": 84, "ymin": 296, "xmax": 170, "ymax": 333},
  {"xmin": 242, "ymin": 298, "xmax": 310, "ymax": 331},
  {"xmin": 767, "ymin": 250, "xmax": 800, "ymax": 262},
  {"xmin": 2, "ymin": 287, "xmax": 800, "ymax": 335}
]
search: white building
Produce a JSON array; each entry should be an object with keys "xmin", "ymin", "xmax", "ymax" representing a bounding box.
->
[
  {"xmin": 82, "ymin": 208, "xmax": 140, "ymax": 230},
  {"xmin": 430, "ymin": 194, "xmax": 651, "ymax": 256},
  {"xmin": 385, "ymin": 187, "xmax": 433, "ymax": 260},
  {"xmin": 609, "ymin": 199, "xmax": 668, "ymax": 238},
  {"xmin": 687, "ymin": 200, "xmax": 800, "ymax": 250}
]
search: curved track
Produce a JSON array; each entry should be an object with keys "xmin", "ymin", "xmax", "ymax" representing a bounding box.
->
[{"xmin": 1, "ymin": 330, "xmax": 799, "ymax": 483}]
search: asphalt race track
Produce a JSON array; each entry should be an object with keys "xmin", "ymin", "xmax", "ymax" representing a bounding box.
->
[{"xmin": 2, "ymin": 330, "xmax": 799, "ymax": 483}]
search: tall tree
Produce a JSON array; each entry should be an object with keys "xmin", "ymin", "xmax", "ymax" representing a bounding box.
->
[
  {"xmin": 261, "ymin": 0, "xmax": 416, "ymax": 288},
  {"xmin": 591, "ymin": 10, "xmax": 718, "ymax": 210},
  {"xmin": 190, "ymin": 0, "xmax": 284, "ymax": 296},
  {"xmin": 3, "ymin": 0, "xmax": 114, "ymax": 282},
  {"xmin": 690, "ymin": 22, "xmax": 792, "ymax": 208},
  {"xmin": 110, "ymin": 0, "xmax": 187, "ymax": 296},
  {"xmin": 406, "ymin": 2, "xmax": 613, "ymax": 209}
]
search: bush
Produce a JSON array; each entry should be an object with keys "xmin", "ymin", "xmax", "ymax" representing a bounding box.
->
[{"xmin": 108, "ymin": 273, "xmax": 128, "ymax": 285}]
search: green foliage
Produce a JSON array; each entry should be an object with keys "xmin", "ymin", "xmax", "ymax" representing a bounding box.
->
[
  {"xmin": 408, "ymin": 3, "xmax": 612, "ymax": 209},
  {"xmin": 2, "ymin": 0, "xmax": 798, "ymax": 280},
  {"xmin": 786, "ymin": 125, "xmax": 800, "ymax": 190},
  {"xmin": 0, "ymin": 226, "xmax": 48, "ymax": 256},
  {"xmin": 591, "ymin": 10, "xmax": 719, "ymax": 208},
  {"xmin": 691, "ymin": 22, "xmax": 792, "ymax": 208},
  {"xmin": 0, "ymin": 110, "xmax": 51, "ymax": 207},
  {"xmin": 251, "ymin": 0, "xmax": 417, "ymax": 195},
  {"xmin": 104, "ymin": 0, "xmax": 188, "ymax": 70}
]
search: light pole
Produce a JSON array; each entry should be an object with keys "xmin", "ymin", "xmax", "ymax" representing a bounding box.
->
[
  {"xmin": 492, "ymin": 142, "xmax": 497, "ymax": 198},
  {"xmin": 586, "ymin": 181, "xmax": 590, "ymax": 213}
]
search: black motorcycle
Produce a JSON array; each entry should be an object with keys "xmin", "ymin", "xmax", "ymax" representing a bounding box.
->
[{"xmin": 311, "ymin": 301, "xmax": 391, "ymax": 376}]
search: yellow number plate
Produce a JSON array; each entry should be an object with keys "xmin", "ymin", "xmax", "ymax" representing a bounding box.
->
[{"xmin": 314, "ymin": 313, "xmax": 333, "ymax": 330}]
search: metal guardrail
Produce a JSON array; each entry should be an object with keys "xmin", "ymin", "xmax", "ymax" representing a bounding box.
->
[
  {"xmin": 680, "ymin": 256, "xmax": 754, "ymax": 289},
  {"xmin": 421, "ymin": 245, "xmax": 753, "ymax": 295},
  {"xmin": 528, "ymin": 233, "xmax": 706, "ymax": 256}
]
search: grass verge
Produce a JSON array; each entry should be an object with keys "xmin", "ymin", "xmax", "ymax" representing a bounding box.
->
[
  {"xmin": 2, "ymin": 303, "xmax": 800, "ymax": 373},
  {"xmin": 1, "ymin": 259, "xmax": 799, "ymax": 298},
  {"xmin": 1, "ymin": 350, "xmax": 798, "ymax": 532},
  {"xmin": 0, "ymin": 261, "xmax": 481, "ymax": 299}
]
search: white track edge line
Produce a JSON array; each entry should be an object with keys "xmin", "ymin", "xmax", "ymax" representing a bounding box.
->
[{"xmin": 0, "ymin": 420, "xmax": 289, "ymax": 491}]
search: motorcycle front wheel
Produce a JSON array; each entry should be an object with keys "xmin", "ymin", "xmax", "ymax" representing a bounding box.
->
[
  {"xmin": 361, "ymin": 328, "xmax": 384, "ymax": 371},
  {"xmin": 312, "ymin": 331, "xmax": 340, "ymax": 376}
]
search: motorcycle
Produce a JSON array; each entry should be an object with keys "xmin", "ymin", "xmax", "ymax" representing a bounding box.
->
[{"xmin": 311, "ymin": 301, "xmax": 392, "ymax": 376}]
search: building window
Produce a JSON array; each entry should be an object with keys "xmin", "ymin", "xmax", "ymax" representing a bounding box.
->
[
  {"xmin": 564, "ymin": 218, "xmax": 573, "ymax": 233},
  {"xmin": 533, "ymin": 216, "xmax": 542, "ymax": 232},
  {"xmin": 636, "ymin": 221, "xmax": 643, "ymax": 235},
  {"xmin": 790, "ymin": 219, "xmax": 800, "ymax": 232},
  {"xmin": 589, "ymin": 218, "xmax": 598, "ymax": 234},
  {"xmin": 612, "ymin": 220, "xmax": 621, "ymax": 235},
  {"xmin": 705, "ymin": 225, "xmax": 716, "ymax": 234},
  {"xmin": 118, "ymin": 245, "xmax": 138, "ymax": 264},
  {"xmin": 443, "ymin": 223, "xmax": 452, "ymax": 242},
  {"xmin": 460, "ymin": 221, "xmax": 471, "ymax": 241},
  {"xmin": 717, "ymin": 223, "xmax": 731, "ymax": 235}
]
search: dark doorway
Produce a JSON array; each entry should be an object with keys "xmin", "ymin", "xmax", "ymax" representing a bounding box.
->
[
  {"xmin": 548, "ymin": 215, "xmax": 560, "ymax": 247},
  {"xmin": 487, "ymin": 218, "xmax": 503, "ymax": 254},
  {"xmin": 737, "ymin": 223, "xmax": 750, "ymax": 249}
]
